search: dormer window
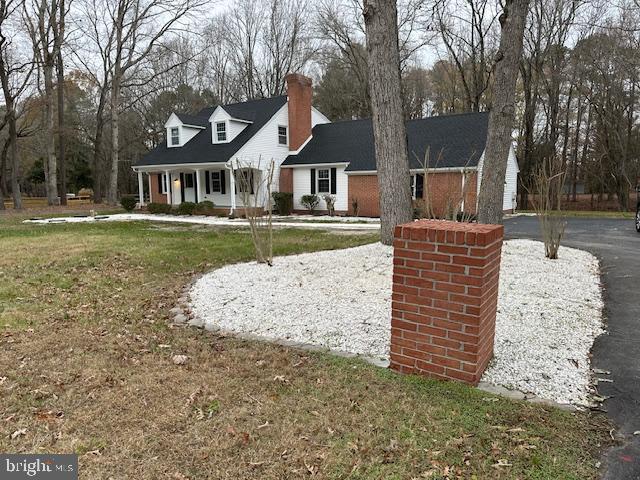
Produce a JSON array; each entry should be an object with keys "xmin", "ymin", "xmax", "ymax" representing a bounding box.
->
[
  {"xmin": 216, "ymin": 122, "xmax": 227, "ymax": 142},
  {"xmin": 278, "ymin": 125, "xmax": 288, "ymax": 145},
  {"xmin": 170, "ymin": 127, "xmax": 180, "ymax": 146}
]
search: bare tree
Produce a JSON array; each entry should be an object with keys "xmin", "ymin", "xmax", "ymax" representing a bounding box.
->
[
  {"xmin": 24, "ymin": 0, "xmax": 68, "ymax": 205},
  {"xmin": 234, "ymin": 158, "xmax": 275, "ymax": 265},
  {"xmin": 217, "ymin": 0, "xmax": 317, "ymax": 100},
  {"xmin": 0, "ymin": 0, "xmax": 34, "ymax": 210},
  {"xmin": 434, "ymin": 0, "xmax": 499, "ymax": 112},
  {"xmin": 363, "ymin": 0, "xmax": 413, "ymax": 244},
  {"xmin": 85, "ymin": 0, "xmax": 205, "ymax": 205},
  {"xmin": 477, "ymin": 0, "xmax": 530, "ymax": 224}
]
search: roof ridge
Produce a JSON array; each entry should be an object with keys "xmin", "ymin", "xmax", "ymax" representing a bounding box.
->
[{"xmin": 314, "ymin": 111, "xmax": 489, "ymax": 128}]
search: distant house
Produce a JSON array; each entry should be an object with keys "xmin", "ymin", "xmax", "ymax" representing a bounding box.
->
[{"xmin": 133, "ymin": 74, "xmax": 518, "ymax": 216}]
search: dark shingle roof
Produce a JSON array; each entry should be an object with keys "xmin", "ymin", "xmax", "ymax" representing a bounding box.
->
[
  {"xmin": 135, "ymin": 96, "xmax": 287, "ymax": 167},
  {"xmin": 282, "ymin": 112, "xmax": 489, "ymax": 171},
  {"xmin": 175, "ymin": 113, "xmax": 208, "ymax": 127}
]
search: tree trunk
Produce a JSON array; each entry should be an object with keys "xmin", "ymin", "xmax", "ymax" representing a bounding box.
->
[
  {"xmin": 8, "ymin": 109, "xmax": 21, "ymax": 209},
  {"xmin": 0, "ymin": 138, "xmax": 7, "ymax": 210},
  {"xmin": 107, "ymin": 75, "xmax": 120, "ymax": 205},
  {"xmin": 363, "ymin": 0, "xmax": 412, "ymax": 245},
  {"xmin": 43, "ymin": 65, "xmax": 59, "ymax": 205},
  {"xmin": 477, "ymin": 0, "xmax": 530, "ymax": 224},
  {"xmin": 92, "ymin": 88, "xmax": 107, "ymax": 203},
  {"xmin": 57, "ymin": 49, "xmax": 67, "ymax": 205}
]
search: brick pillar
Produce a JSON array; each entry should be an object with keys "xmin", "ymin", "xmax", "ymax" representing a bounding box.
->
[{"xmin": 390, "ymin": 220, "xmax": 504, "ymax": 385}]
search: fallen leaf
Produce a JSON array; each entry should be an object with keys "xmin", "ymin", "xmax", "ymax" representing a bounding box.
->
[
  {"xmin": 10, "ymin": 428, "xmax": 26, "ymax": 439},
  {"xmin": 172, "ymin": 355, "xmax": 188, "ymax": 365}
]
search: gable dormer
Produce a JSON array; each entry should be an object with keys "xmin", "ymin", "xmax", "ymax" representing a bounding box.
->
[
  {"xmin": 208, "ymin": 106, "xmax": 252, "ymax": 144},
  {"xmin": 165, "ymin": 113, "xmax": 206, "ymax": 148}
]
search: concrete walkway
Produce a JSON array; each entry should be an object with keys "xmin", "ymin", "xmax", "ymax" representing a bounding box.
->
[
  {"xmin": 505, "ymin": 216, "xmax": 640, "ymax": 480},
  {"xmin": 25, "ymin": 213, "xmax": 381, "ymax": 231}
]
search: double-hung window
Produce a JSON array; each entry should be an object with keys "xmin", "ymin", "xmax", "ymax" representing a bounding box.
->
[
  {"xmin": 317, "ymin": 169, "xmax": 330, "ymax": 193},
  {"xmin": 211, "ymin": 171, "xmax": 222, "ymax": 192},
  {"xmin": 170, "ymin": 127, "xmax": 179, "ymax": 146},
  {"xmin": 216, "ymin": 122, "xmax": 227, "ymax": 142},
  {"xmin": 278, "ymin": 125, "xmax": 288, "ymax": 145}
]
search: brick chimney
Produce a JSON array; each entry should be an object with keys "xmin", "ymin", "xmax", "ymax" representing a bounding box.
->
[{"xmin": 286, "ymin": 73, "xmax": 313, "ymax": 151}]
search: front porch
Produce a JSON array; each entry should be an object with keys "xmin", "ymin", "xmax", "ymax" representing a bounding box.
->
[{"xmin": 134, "ymin": 164, "xmax": 265, "ymax": 215}]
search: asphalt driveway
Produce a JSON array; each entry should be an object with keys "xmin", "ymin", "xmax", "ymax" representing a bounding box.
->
[{"xmin": 504, "ymin": 216, "xmax": 640, "ymax": 480}]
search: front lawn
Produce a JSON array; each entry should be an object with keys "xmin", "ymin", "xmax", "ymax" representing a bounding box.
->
[{"xmin": 0, "ymin": 218, "xmax": 610, "ymax": 479}]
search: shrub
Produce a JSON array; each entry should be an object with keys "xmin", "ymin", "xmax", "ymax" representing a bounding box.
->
[
  {"xmin": 176, "ymin": 202, "xmax": 197, "ymax": 215},
  {"xmin": 78, "ymin": 188, "xmax": 93, "ymax": 198},
  {"xmin": 272, "ymin": 192, "xmax": 293, "ymax": 215},
  {"xmin": 147, "ymin": 202, "xmax": 173, "ymax": 214},
  {"xmin": 120, "ymin": 196, "xmax": 137, "ymax": 212},
  {"xmin": 195, "ymin": 200, "xmax": 215, "ymax": 215},
  {"xmin": 323, "ymin": 194, "xmax": 336, "ymax": 216},
  {"xmin": 301, "ymin": 194, "xmax": 320, "ymax": 214},
  {"xmin": 351, "ymin": 197, "xmax": 359, "ymax": 217}
]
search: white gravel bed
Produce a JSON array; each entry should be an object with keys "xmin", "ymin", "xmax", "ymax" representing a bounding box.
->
[
  {"xmin": 189, "ymin": 239, "xmax": 603, "ymax": 406},
  {"xmin": 24, "ymin": 213, "xmax": 380, "ymax": 230}
]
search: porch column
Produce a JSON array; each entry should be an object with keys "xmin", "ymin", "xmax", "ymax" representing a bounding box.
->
[
  {"xmin": 228, "ymin": 165, "xmax": 236, "ymax": 216},
  {"xmin": 195, "ymin": 169, "xmax": 202, "ymax": 204},
  {"xmin": 137, "ymin": 170, "xmax": 145, "ymax": 207},
  {"xmin": 147, "ymin": 173, "xmax": 152, "ymax": 204},
  {"xmin": 165, "ymin": 170, "xmax": 171, "ymax": 205}
]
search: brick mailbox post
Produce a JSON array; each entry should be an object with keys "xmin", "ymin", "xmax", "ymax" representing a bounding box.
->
[{"xmin": 390, "ymin": 220, "xmax": 504, "ymax": 385}]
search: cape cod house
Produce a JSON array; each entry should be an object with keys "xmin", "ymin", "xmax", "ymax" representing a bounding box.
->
[{"xmin": 132, "ymin": 73, "xmax": 519, "ymax": 217}]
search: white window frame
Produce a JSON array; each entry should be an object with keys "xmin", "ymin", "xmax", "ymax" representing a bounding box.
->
[
  {"xmin": 410, "ymin": 174, "xmax": 416, "ymax": 200},
  {"xmin": 170, "ymin": 127, "xmax": 180, "ymax": 146},
  {"xmin": 317, "ymin": 168, "xmax": 330, "ymax": 194},
  {"xmin": 277, "ymin": 125, "xmax": 288, "ymax": 146},
  {"xmin": 211, "ymin": 171, "xmax": 222, "ymax": 193},
  {"xmin": 215, "ymin": 122, "xmax": 227, "ymax": 142}
]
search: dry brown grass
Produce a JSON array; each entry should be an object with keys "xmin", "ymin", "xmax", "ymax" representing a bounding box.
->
[{"xmin": 0, "ymin": 218, "xmax": 612, "ymax": 479}]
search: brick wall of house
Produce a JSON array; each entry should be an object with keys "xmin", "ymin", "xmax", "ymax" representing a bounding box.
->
[
  {"xmin": 348, "ymin": 175, "xmax": 380, "ymax": 216},
  {"xmin": 421, "ymin": 171, "xmax": 478, "ymax": 217},
  {"xmin": 390, "ymin": 220, "xmax": 504, "ymax": 385},
  {"xmin": 279, "ymin": 167, "xmax": 293, "ymax": 193},
  {"xmin": 149, "ymin": 174, "xmax": 168, "ymax": 204},
  {"xmin": 347, "ymin": 172, "xmax": 479, "ymax": 218},
  {"xmin": 286, "ymin": 73, "xmax": 313, "ymax": 151}
]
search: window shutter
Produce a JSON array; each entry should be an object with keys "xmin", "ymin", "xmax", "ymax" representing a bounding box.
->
[
  {"xmin": 194, "ymin": 173, "xmax": 198, "ymax": 203},
  {"xmin": 220, "ymin": 170, "xmax": 226, "ymax": 194},
  {"xmin": 157, "ymin": 173, "xmax": 162, "ymax": 193},
  {"xmin": 205, "ymin": 170, "xmax": 210, "ymax": 194},
  {"xmin": 249, "ymin": 171, "xmax": 255, "ymax": 194},
  {"xmin": 416, "ymin": 174, "xmax": 424, "ymax": 199},
  {"xmin": 179, "ymin": 173, "xmax": 185, "ymax": 202},
  {"xmin": 310, "ymin": 169, "xmax": 316, "ymax": 194},
  {"xmin": 330, "ymin": 168, "xmax": 337, "ymax": 194}
]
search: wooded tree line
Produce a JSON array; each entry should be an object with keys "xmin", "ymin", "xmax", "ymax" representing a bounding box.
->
[{"xmin": 0, "ymin": 0, "xmax": 638, "ymax": 209}]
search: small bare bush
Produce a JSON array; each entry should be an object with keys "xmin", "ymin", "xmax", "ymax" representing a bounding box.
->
[
  {"xmin": 234, "ymin": 158, "xmax": 274, "ymax": 266},
  {"xmin": 530, "ymin": 158, "xmax": 566, "ymax": 259},
  {"xmin": 323, "ymin": 194, "xmax": 336, "ymax": 216}
]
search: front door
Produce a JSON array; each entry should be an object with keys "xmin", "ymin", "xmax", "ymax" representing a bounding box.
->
[{"xmin": 183, "ymin": 173, "xmax": 196, "ymax": 203}]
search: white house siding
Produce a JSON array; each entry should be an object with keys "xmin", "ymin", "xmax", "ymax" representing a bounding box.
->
[
  {"xmin": 476, "ymin": 145, "xmax": 519, "ymax": 211},
  {"xmin": 292, "ymin": 165, "xmax": 349, "ymax": 212}
]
